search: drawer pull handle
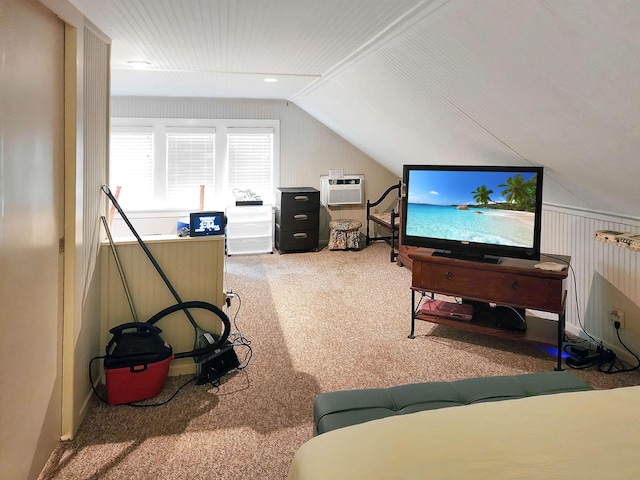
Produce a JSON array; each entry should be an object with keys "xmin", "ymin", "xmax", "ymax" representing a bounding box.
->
[
  {"xmin": 294, "ymin": 195, "xmax": 309, "ymax": 201},
  {"xmin": 512, "ymin": 281, "xmax": 520, "ymax": 290},
  {"xmin": 293, "ymin": 214, "xmax": 308, "ymax": 220},
  {"xmin": 293, "ymin": 233, "xmax": 308, "ymax": 239},
  {"xmin": 445, "ymin": 271, "xmax": 453, "ymax": 280}
]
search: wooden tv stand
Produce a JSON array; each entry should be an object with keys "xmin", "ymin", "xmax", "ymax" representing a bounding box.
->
[{"xmin": 409, "ymin": 249, "xmax": 570, "ymax": 370}]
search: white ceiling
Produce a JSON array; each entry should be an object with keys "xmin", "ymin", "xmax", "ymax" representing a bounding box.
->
[
  {"xmin": 72, "ymin": 0, "xmax": 423, "ymax": 98},
  {"xmin": 70, "ymin": 0, "xmax": 640, "ymax": 218}
]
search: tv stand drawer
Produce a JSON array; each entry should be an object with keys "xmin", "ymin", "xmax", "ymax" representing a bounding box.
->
[{"xmin": 413, "ymin": 260, "xmax": 565, "ymax": 312}]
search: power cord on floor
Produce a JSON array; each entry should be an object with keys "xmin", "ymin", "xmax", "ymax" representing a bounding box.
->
[
  {"xmin": 223, "ymin": 290, "xmax": 253, "ymax": 370},
  {"xmin": 598, "ymin": 321, "xmax": 640, "ymax": 374},
  {"xmin": 545, "ymin": 255, "xmax": 603, "ymax": 347},
  {"xmin": 564, "ymin": 322, "xmax": 640, "ymax": 374}
]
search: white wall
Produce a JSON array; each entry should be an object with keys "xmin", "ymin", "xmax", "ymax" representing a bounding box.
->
[
  {"xmin": 0, "ymin": 1, "xmax": 65, "ymax": 478},
  {"xmin": 542, "ymin": 205, "xmax": 640, "ymax": 362}
]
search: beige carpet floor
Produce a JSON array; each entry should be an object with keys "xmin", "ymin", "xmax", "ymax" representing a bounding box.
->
[{"xmin": 39, "ymin": 242, "xmax": 640, "ymax": 479}]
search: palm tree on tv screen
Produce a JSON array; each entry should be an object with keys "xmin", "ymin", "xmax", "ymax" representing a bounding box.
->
[
  {"xmin": 471, "ymin": 185, "xmax": 494, "ymax": 206},
  {"xmin": 498, "ymin": 174, "xmax": 537, "ymax": 211}
]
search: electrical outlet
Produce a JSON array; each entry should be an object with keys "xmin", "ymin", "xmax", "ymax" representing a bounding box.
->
[
  {"xmin": 609, "ymin": 308, "xmax": 625, "ymax": 329},
  {"xmin": 223, "ymin": 290, "xmax": 236, "ymax": 307}
]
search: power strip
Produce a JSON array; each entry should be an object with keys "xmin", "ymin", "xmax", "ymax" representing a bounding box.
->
[
  {"xmin": 566, "ymin": 353, "xmax": 601, "ymax": 367},
  {"xmin": 566, "ymin": 346, "xmax": 616, "ymax": 368}
]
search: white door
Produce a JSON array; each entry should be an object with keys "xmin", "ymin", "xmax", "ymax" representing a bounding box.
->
[{"xmin": 0, "ymin": 0, "xmax": 65, "ymax": 478}]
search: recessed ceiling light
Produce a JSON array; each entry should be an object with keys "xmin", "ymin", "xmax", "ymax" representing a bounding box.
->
[
  {"xmin": 127, "ymin": 60, "xmax": 152, "ymax": 69},
  {"xmin": 263, "ymin": 78, "xmax": 278, "ymax": 83}
]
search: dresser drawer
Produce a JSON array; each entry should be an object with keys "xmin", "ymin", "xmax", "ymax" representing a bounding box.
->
[
  {"xmin": 275, "ymin": 209, "xmax": 319, "ymax": 232},
  {"xmin": 276, "ymin": 188, "xmax": 320, "ymax": 213},
  {"xmin": 275, "ymin": 225, "xmax": 319, "ymax": 252},
  {"xmin": 413, "ymin": 262, "xmax": 564, "ymax": 312}
]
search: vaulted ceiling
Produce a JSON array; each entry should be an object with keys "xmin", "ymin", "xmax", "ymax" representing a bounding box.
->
[{"xmin": 70, "ymin": 0, "xmax": 640, "ymax": 218}]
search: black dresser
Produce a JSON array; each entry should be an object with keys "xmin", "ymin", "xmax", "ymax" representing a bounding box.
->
[{"xmin": 275, "ymin": 187, "xmax": 320, "ymax": 253}]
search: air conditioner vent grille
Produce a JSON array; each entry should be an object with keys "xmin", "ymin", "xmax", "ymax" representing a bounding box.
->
[{"xmin": 320, "ymin": 174, "xmax": 364, "ymax": 206}]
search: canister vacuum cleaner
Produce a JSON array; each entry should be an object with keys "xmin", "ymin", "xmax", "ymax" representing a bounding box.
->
[{"xmin": 100, "ymin": 185, "xmax": 239, "ymax": 405}]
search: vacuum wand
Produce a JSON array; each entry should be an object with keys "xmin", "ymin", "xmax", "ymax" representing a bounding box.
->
[
  {"xmin": 101, "ymin": 215, "xmax": 138, "ymax": 323},
  {"xmin": 101, "ymin": 184, "xmax": 199, "ymax": 330}
]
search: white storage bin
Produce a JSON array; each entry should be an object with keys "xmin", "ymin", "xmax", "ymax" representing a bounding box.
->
[{"xmin": 225, "ymin": 205, "xmax": 273, "ymax": 255}]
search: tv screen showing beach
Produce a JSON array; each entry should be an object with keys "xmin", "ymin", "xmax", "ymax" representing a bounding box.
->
[{"xmin": 405, "ymin": 169, "xmax": 540, "ymax": 248}]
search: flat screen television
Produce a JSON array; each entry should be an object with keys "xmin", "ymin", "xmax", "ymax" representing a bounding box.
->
[
  {"xmin": 401, "ymin": 165, "xmax": 544, "ymax": 263},
  {"xmin": 189, "ymin": 211, "xmax": 226, "ymax": 237}
]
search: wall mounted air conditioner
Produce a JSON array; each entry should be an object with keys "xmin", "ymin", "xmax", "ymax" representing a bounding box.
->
[{"xmin": 320, "ymin": 174, "xmax": 364, "ymax": 206}]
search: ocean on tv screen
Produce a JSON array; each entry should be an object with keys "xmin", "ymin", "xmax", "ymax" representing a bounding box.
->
[{"xmin": 405, "ymin": 203, "xmax": 535, "ymax": 247}]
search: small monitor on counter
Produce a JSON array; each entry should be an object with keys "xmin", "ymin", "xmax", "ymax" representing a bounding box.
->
[{"xmin": 189, "ymin": 211, "xmax": 226, "ymax": 237}]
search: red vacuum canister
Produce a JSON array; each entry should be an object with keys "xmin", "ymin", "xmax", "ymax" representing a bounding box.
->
[{"xmin": 104, "ymin": 323, "xmax": 173, "ymax": 405}]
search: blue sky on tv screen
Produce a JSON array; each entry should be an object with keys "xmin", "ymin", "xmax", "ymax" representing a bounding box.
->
[{"xmin": 407, "ymin": 170, "xmax": 537, "ymax": 206}]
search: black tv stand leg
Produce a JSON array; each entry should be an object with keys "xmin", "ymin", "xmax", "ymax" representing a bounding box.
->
[
  {"xmin": 409, "ymin": 290, "xmax": 416, "ymax": 339},
  {"xmin": 555, "ymin": 301, "xmax": 566, "ymax": 371}
]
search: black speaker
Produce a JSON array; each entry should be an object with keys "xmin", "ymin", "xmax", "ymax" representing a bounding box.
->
[{"xmin": 463, "ymin": 300, "xmax": 527, "ymax": 332}]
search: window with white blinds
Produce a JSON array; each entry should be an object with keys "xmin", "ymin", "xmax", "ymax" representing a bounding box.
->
[
  {"xmin": 166, "ymin": 129, "xmax": 215, "ymax": 207},
  {"xmin": 228, "ymin": 128, "xmax": 273, "ymax": 200},
  {"xmin": 109, "ymin": 118, "xmax": 279, "ymax": 211},
  {"xmin": 109, "ymin": 127, "xmax": 154, "ymax": 209}
]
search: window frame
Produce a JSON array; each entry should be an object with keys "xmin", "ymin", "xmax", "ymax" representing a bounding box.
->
[{"xmin": 109, "ymin": 117, "xmax": 280, "ymax": 213}]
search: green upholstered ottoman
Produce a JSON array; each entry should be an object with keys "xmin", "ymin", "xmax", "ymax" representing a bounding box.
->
[{"xmin": 313, "ymin": 371, "xmax": 592, "ymax": 435}]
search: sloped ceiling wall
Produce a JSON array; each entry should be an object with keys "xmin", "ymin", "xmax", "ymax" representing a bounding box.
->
[{"xmin": 293, "ymin": 0, "xmax": 640, "ymax": 218}]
